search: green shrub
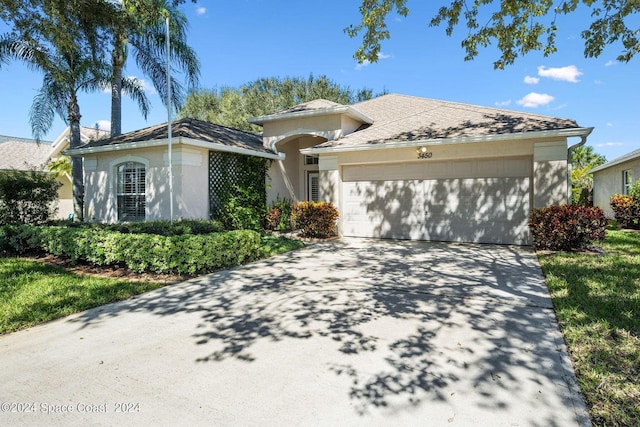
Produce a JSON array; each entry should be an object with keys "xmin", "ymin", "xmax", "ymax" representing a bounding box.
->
[
  {"xmin": 629, "ymin": 180, "xmax": 640, "ymax": 200},
  {"xmin": 0, "ymin": 170, "xmax": 61, "ymax": 225},
  {"xmin": 528, "ymin": 205, "xmax": 608, "ymax": 251},
  {"xmin": 0, "ymin": 224, "xmax": 260, "ymax": 275},
  {"xmin": 610, "ymin": 194, "xmax": 640, "ymax": 229},
  {"xmin": 219, "ymin": 185, "xmax": 263, "ymax": 231},
  {"xmin": 105, "ymin": 219, "xmax": 224, "ymax": 236},
  {"xmin": 210, "ymin": 153, "xmax": 268, "ymax": 231},
  {"xmin": 291, "ymin": 201, "xmax": 339, "ymax": 238}
]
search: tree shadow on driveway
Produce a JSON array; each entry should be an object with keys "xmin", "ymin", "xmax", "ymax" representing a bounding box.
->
[{"xmin": 67, "ymin": 239, "xmax": 588, "ymax": 426}]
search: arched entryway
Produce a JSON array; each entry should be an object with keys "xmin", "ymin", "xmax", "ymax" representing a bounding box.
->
[{"xmin": 268, "ymin": 134, "xmax": 327, "ymax": 204}]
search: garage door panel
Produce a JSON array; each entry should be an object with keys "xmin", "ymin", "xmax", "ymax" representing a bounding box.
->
[{"xmin": 342, "ymin": 158, "xmax": 532, "ymax": 245}]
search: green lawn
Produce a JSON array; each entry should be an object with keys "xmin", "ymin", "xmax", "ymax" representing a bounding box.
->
[
  {"xmin": 0, "ymin": 258, "xmax": 165, "ymax": 335},
  {"xmin": 537, "ymin": 230, "xmax": 640, "ymax": 426},
  {"xmin": 0, "ymin": 235, "xmax": 304, "ymax": 336}
]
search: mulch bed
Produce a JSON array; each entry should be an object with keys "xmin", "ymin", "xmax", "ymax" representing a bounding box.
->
[{"xmin": 32, "ymin": 254, "xmax": 187, "ymax": 284}]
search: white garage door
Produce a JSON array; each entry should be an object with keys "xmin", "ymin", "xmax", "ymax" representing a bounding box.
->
[{"xmin": 342, "ymin": 157, "xmax": 532, "ymax": 245}]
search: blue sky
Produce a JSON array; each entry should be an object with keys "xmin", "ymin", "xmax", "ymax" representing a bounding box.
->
[{"xmin": 0, "ymin": 1, "xmax": 638, "ymax": 162}]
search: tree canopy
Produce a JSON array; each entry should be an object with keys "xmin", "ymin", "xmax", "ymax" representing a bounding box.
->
[
  {"xmin": 346, "ymin": 0, "xmax": 640, "ymax": 69},
  {"xmin": 179, "ymin": 75, "xmax": 384, "ymax": 133}
]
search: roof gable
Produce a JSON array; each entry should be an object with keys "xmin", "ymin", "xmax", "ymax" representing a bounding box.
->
[
  {"xmin": 67, "ymin": 118, "xmax": 276, "ymax": 158},
  {"xmin": 248, "ymin": 99, "xmax": 373, "ymax": 126},
  {"xmin": 590, "ymin": 148, "xmax": 640, "ymax": 174}
]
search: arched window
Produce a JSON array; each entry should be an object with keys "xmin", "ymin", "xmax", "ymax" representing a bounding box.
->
[{"xmin": 116, "ymin": 161, "xmax": 146, "ymax": 221}]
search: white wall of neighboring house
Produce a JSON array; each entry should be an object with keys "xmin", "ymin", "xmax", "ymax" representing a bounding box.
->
[{"xmin": 593, "ymin": 158, "xmax": 640, "ymax": 218}]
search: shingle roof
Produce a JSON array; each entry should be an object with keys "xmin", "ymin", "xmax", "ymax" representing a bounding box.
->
[
  {"xmin": 314, "ymin": 93, "xmax": 581, "ymax": 148},
  {"xmin": 75, "ymin": 117, "xmax": 272, "ymax": 154},
  {"xmin": 589, "ymin": 148, "xmax": 640, "ymax": 174},
  {"xmin": 272, "ymin": 99, "xmax": 344, "ymax": 115},
  {"xmin": 0, "ymin": 135, "xmax": 51, "ymax": 145},
  {"xmin": 248, "ymin": 99, "xmax": 373, "ymax": 125},
  {"xmin": 0, "ymin": 139, "xmax": 53, "ymax": 171}
]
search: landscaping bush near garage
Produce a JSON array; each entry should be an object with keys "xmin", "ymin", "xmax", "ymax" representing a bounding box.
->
[
  {"xmin": 529, "ymin": 205, "xmax": 608, "ymax": 251},
  {"xmin": 291, "ymin": 201, "xmax": 339, "ymax": 238},
  {"xmin": 0, "ymin": 224, "xmax": 261, "ymax": 275}
]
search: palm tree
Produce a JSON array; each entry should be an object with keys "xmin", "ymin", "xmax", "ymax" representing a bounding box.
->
[
  {"xmin": 0, "ymin": 1, "xmax": 150, "ymax": 220},
  {"xmin": 109, "ymin": 0, "xmax": 200, "ymax": 136}
]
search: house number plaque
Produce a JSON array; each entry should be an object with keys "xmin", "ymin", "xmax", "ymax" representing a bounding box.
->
[{"xmin": 417, "ymin": 147, "xmax": 433, "ymax": 159}]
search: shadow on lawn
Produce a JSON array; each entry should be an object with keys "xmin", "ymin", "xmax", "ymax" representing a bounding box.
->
[{"xmin": 68, "ymin": 239, "xmax": 583, "ymax": 425}]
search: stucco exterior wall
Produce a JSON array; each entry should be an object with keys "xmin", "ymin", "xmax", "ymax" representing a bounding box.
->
[
  {"xmin": 163, "ymin": 147, "xmax": 209, "ymax": 220},
  {"xmin": 336, "ymin": 138, "xmax": 541, "ymax": 165},
  {"xmin": 55, "ymin": 175, "xmax": 73, "ymax": 219},
  {"xmin": 83, "ymin": 146, "xmax": 210, "ymax": 223},
  {"xmin": 533, "ymin": 140, "xmax": 569, "ymax": 207},
  {"xmin": 593, "ymin": 158, "xmax": 640, "ymax": 218}
]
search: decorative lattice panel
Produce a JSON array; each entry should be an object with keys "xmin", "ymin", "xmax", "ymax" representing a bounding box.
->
[{"xmin": 208, "ymin": 151, "xmax": 241, "ymax": 215}]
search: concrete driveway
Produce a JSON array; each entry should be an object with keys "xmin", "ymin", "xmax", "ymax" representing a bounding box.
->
[{"xmin": 0, "ymin": 238, "xmax": 589, "ymax": 426}]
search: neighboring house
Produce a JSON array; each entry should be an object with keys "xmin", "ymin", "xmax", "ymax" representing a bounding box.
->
[
  {"xmin": 66, "ymin": 93, "xmax": 592, "ymax": 245},
  {"xmin": 0, "ymin": 127, "xmax": 108, "ymax": 219},
  {"xmin": 590, "ymin": 148, "xmax": 640, "ymax": 218}
]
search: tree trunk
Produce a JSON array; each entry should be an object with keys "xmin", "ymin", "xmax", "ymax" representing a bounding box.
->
[
  {"xmin": 68, "ymin": 93, "xmax": 84, "ymax": 221},
  {"xmin": 110, "ymin": 37, "xmax": 125, "ymax": 137}
]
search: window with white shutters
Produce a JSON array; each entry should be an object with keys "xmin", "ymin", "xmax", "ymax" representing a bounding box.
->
[{"xmin": 116, "ymin": 162, "xmax": 146, "ymax": 221}]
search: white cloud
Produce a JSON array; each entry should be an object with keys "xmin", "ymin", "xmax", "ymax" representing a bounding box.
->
[
  {"xmin": 607, "ymin": 122, "xmax": 613, "ymax": 127},
  {"xmin": 605, "ymin": 60, "xmax": 617, "ymax": 67},
  {"xmin": 495, "ymin": 99, "xmax": 511, "ymax": 107},
  {"xmin": 355, "ymin": 60, "xmax": 371, "ymax": 71},
  {"xmin": 594, "ymin": 80, "xmax": 602, "ymax": 85},
  {"xmin": 195, "ymin": 6, "xmax": 206, "ymax": 15},
  {"xmin": 354, "ymin": 52, "xmax": 391, "ymax": 70},
  {"xmin": 516, "ymin": 92, "xmax": 555, "ymax": 108},
  {"xmin": 524, "ymin": 76, "xmax": 539, "ymax": 85},
  {"xmin": 95, "ymin": 120, "xmax": 111, "ymax": 132},
  {"xmin": 596, "ymin": 142, "xmax": 624, "ymax": 147},
  {"xmin": 537, "ymin": 65, "xmax": 583, "ymax": 83}
]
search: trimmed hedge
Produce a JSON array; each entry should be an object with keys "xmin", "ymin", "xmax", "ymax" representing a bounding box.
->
[
  {"xmin": 291, "ymin": 201, "xmax": 339, "ymax": 238},
  {"xmin": 0, "ymin": 224, "xmax": 260, "ymax": 275},
  {"xmin": 528, "ymin": 205, "xmax": 608, "ymax": 251},
  {"xmin": 48, "ymin": 219, "xmax": 225, "ymax": 236}
]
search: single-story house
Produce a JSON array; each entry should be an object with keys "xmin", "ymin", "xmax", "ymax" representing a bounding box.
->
[
  {"xmin": 66, "ymin": 93, "xmax": 593, "ymax": 245},
  {"xmin": 0, "ymin": 127, "xmax": 108, "ymax": 219},
  {"xmin": 591, "ymin": 148, "xmax": 640, "ymax": 217}
]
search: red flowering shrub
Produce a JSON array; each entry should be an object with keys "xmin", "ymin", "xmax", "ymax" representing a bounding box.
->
[
  {"xmin": 528, "ymin": 205, "xmax": 608, "ymax": 251},
  {"xmin": 610, "ymin": 194, "xmax": 640, "ymax": 229},
  {"xmin": 291, "ymin": 201, "xmax": 339, "ymax": 238}
]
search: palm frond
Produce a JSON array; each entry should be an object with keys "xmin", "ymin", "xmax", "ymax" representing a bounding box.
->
[
  {"xmin": 121, "ymin": 76, "xmax": 151, "ymax": 119},
  {"xmin": 132, "ymin": 44, "xmax": 185, "ymax": 110},
  {"xmin": 29, "ymin": 76, "xmax": 60, "ymax": 141}
]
